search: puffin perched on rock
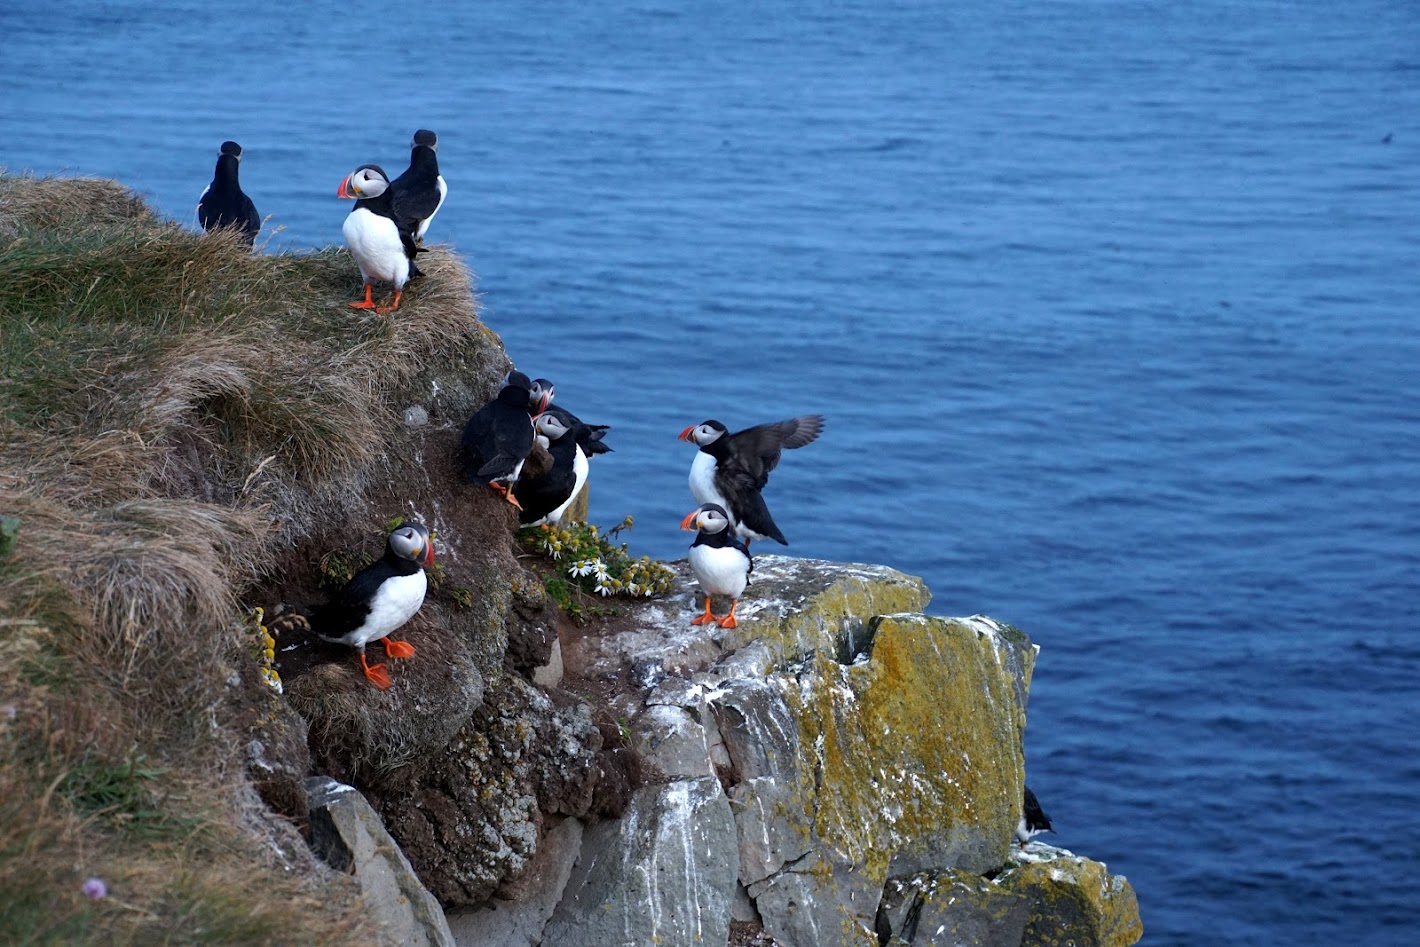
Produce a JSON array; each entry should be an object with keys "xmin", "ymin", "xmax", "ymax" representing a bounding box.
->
[
  {"xmin": 679, "ymin": 414, "xmax": 824, "ymax": 546},
  {"xmin": 1016, "ymin": 786, "xmax": 1056, "ymax": 848},
  {"xmin": 268, "ymin": 521, "xmax": 434, "ymax": 689},
  {"xmin": 529, "ymin": 377, "xmax": 612, "ymax": 458},
  {"xmin": 461, "ymin": 371, "xmax": 549, "ymax": 508},
  {"xmin": 337, "ymin": 164, "xmax": 416, "ymax": 314},
  {"xmin": 681, "ymin": 503, "xmax": 753, "ymax": 629},
  {"xmin": 388, "ymin": 129, "xmax": 447, "ymax": 278},
  {"xmin": 514, "ymin": 412, "xmax": 589, "ymax": 528},
  {"xmin": 197, "ymin": 140, "xmax": 260, "ymax": 246}
]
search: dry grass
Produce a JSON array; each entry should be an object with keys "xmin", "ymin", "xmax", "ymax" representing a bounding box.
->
[{"xmin": 0, "ymin": 170, "xmax": 507, "ymax": 943}]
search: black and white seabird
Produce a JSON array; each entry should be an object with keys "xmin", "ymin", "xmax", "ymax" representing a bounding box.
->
[
  {"xmin": 197, "ymin": 140, "xmax": 260, "ymax": 246},
  {"xmin": 461, "ymin": 373, "xmax": 550, "ymax": 508},
  {"xmin": 514, "ymin": 412, "xmax": 589, "ymax": 528},
  {"xmin": 389, "ymin": 129, "xmax": 447, "ymax": 278},
  {"xmin": 679, "ymin": 414, "xmax": 824, "ymax": 546},
  {"xmin": 269, "ymin": 522, "xmax": 434, "ymax": 689},
  {"xmin": 337, "ymin": 164, "xmax": 418, "ymax": 314},
  {"xmin": 1016, "ymin": 786, "xmax": 1056, "ymax": 848},
  {"xmin": 529, "ymin": 377, "xmax": 612, "ymax": 457},
  {"xmin": 680, "ymin": 503, "xmax": 753, "ymax": 629}
]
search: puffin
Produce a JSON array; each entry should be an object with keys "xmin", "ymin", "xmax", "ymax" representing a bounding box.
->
[
  {"xmin": 197, "ymin": 140, "xmax": 260, "ymax": 246},
  {"xmin": 1016, "ymin": 786, "xmax": 1056, "ymax": 848},
  {"xmin": 389, "ymin": 128, "xmax": 447, "ymax": 278},
  {"xmin": 680, "ymin": 503, "xmax": 753, "ymax": 629},
  {"xmin": 529, "ymin": 377, "xmax": 612, "ymax": 457},
  {"xmin": 461, "ymin": 372, "xmax": 550, "ymax": 508},
  {"xmin": 268, "ymin": 522, "xmax": 434, "ymax": 689},
  {"xmin": 514, "ymin": 412, "xmax": 589, "ymax": 528},
  {"xmin": 679, "ymin": 414, "xmax": 824, "ymax": 546},
  {"xmin": 337, "ymin": 164, "xmax": 417, "ymax": 314}
]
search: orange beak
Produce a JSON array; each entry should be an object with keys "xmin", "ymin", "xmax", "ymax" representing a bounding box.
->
[
  {"xmin": 420, "ymin": 541, "xmax": 435, "ymax": 568},
  {"xmin": 534, "ymin": 391, "xmax": 550, "ymax": 418},
  {"xmin": 680, "ymin": 510, "xmax": 699, "ymax": 530},
  {"xmin": 337, "ymin": 174, "xmax": 354, "ymax": 199},
  {"xmin": 678, "ymin": 425, "xmax": 695, "ymax": 442}
]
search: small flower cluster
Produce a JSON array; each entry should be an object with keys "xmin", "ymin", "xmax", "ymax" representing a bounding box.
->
[
  {"xmin": 523, "ymin": 519, "xmax": 675, "ymax": 600},
  {"xmin": 250, "ymin": 607, "xmax": 283, "ymax": 694}
]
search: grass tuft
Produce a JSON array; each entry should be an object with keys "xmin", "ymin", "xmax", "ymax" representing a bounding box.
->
[{"xmin": 0, "ymin": 169, "xmax": 500, "ymax": 944}]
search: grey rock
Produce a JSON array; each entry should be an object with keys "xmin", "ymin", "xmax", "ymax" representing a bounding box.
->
[
  {"xmin": 542, "ymin": 777, "xmax": 737, "ymax": 947},
  {"xmin": 305, "ymin": 776, "xmax": 454, "ymax": 947},
  {"xmin": 446, "ymin": 818, "xmax": 585, "ymax": 947},
  {"xmin": 748, "ymin": 849, "xmax": 883, "ymax": 947},
  {"xmin": 631, "ymin": 704, "xmax": 712, "ymax": 779},
  {"xmin": 878, "ymin": 870, "xmax": 1028, "ymax": 946},
  {"xmin": 403, "ymin": 405, "xmax": 430, "ymax": 427}
]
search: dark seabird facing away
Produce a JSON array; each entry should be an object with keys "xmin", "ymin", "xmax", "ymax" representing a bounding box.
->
[
  {"xmin": 1016, "ymin": 786, "xmax": 1056, "ymax": 847},
  {"xmin": 197, "ymin": 140, "xmax": 260, "ymax": 246}
]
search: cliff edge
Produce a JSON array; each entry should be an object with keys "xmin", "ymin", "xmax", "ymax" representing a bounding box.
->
[{"xmin": 0, "ymin": 173, "xmax": 1140, "ymax": 946}]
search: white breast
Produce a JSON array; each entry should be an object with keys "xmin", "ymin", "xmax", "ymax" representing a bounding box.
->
[
  {"xmin": 688, "ymin": 543, "xmax": 749, "ymax": 599},
  {"xmin": 347, "ymin": 570, "xmax": 427, "ymax": 649},
  {"xmin": 416, "ymin": 176, "xmax": 448, "ymax": 241},
  {"xmin": 688, "ymin": 451, "xmax": 727, "ymax": 509},
  {"xmin": 547, "ymin": 445, "xmax": 589, "ymax": 526},
  {"xmin": 343, "ymin": 208, "xmax": 410, "ymax": 288}
]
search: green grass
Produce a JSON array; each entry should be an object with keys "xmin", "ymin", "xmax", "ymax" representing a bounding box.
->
[{"xmin": 0, "ymin": 169, "xmax": 506, "ymax": 946}]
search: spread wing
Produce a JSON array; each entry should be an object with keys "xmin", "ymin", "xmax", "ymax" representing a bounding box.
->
[{"xmin": 724, "ymin": 415, "xmax": 825, "ymax": 489}]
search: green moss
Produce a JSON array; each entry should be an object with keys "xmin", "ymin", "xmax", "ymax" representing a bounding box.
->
[{"xmin": 784, "ymin": 615, "xmax": 1030, "ymax": 878}]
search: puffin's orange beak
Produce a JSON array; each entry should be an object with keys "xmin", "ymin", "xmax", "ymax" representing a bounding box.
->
[
  {"xmin": 678, "ymin": 425, "xmax": 695, "ymax": 442},
  {"xmin": 420, "ymin": 541, "xmax": 435, "ymax": 568},
  {"xmin": 680, "ymin": 511, "xmax": 699, "ymax": 530},
  {"xmin": 535, "ymin": 392, "xmax": 550, "ymax": 418},
  {"xmin": 337, "ymin": 174, "xmax": 354, "ymax": 199}
]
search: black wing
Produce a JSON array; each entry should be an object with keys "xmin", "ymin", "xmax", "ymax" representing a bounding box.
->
[
  {"xmin": 309, "ymin": 560, "xmax": 396, "ymax": 640},
  {"xmin": 723, "ymin": 414, "xmax": 825, "ymax": 490}
]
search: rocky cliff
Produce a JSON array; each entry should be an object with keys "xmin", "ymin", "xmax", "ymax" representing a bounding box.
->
[
  {"xmin": 440, "ymin": 557, "xmax": 1143, "ymax": 947},
  {"xmin": 0, "ymin": 173, "xmax": 1140, "ymax": 946}
]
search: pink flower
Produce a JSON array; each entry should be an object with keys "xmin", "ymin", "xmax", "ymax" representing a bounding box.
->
[{"xmin": 81, "ymin": 878, "xmax": 107, "ymax": 900}]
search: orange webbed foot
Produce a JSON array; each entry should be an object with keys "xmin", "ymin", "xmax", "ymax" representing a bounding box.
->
[
  {"xmin": 348, "ymin": 284, "xmax": 378, "ymax": 310},
  {"xmin": 716, "ymin": 600, "xmax": 740, "ymax": 629},
  {"xmin": 690, "ymin": 596, "xmax": 717, "ymax": 626},
  {"xmin": 374, "ymin": 290, "xmax": 403, "ymax": 315},
  {"xmin": 362, "ymin": 662, "xmax": 392, "ymax": 689},
  {"xmin": 383, "ymin": 638, "xmax": 416, "ymax": 659}
]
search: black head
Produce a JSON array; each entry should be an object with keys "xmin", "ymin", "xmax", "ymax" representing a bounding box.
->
[
  {"xmin": 681, "ymin": 503, "xmax": 733, "ymax": 534},
  {"xmin": 679, "ymin": 419, "xmax": 728, "ymax": 446},
  {"xmin": 412, "ymin": 129, "xmax": 438, "ymax": 150},
  {"xmin": 501, "ymin": 369, "xmax": 532, "ymax": 391},
  {"xmin": 219, "ymin": 141, "xmax": 243, "ymax": 158},
  {"xmin": 387, "ymin": 520, "xmax": 435, "ymax": 568}
]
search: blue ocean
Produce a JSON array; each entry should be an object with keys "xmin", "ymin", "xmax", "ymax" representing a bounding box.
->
[{"xmin": 4, "ymin": 2, "xmax": 1417, "ymax": 943}]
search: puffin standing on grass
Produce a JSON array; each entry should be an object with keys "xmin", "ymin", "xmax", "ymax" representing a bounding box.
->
[
  {"xmin": 269, "ymin": 522, "xmax": 434, "ymax": 689},
  {"xmin": 515, "ymin": 412, "xmax": 589, "ymax": 528},
  {"xmin": 461, "ymin": 372, "xmax": 550, "ymax": 508},
  {"xmin": 681, "ymin": 503, "xmax": 753, "ymax": 628},
  {"xmin": 1016, "ymin": 786, "xmax": 1056, "ymax": 848},
  {"xmin": 337, "ymin": 164, "xmax": 416, "ymax": 314},
  {"xmin": 679, "ymin": 414, "xmax": 824, "ymax": 546},
  {"xmin": 197, "ymin": 140, "xmax": 260, "ymax": 246},
  {"xmin": 389, "ymin": 129, "xmax": 447, "ymax": 274}
]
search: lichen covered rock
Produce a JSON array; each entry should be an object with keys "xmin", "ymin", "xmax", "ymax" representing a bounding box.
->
[{"xmin": 998, "ymin": 848, "xmax": 1144, "ymax": 947}]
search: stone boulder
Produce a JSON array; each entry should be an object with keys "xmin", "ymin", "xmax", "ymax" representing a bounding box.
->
[
  {"xmin": 305, "ymin": 776, "xmax": 454, "ymax": 947},
  {"xmin": 539, "ymin": 776, "xmax": 738, "ymax": 947}
]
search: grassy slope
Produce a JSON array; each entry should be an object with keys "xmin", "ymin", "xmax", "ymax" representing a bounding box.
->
[{"xmin": 0, "ymin": 172, "xmax": 503, "ymax": 944}]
